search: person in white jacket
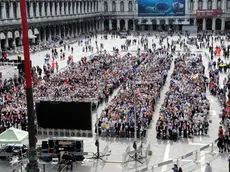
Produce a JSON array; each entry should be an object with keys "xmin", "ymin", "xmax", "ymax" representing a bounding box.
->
[{"xmin": 204, "ymin": 162, "xmax": 212, "ymax": 172}]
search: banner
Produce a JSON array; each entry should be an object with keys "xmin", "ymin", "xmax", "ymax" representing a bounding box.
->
[
  {"xmin": 138, "ymin": 0, "xmax": 185, "ymax": 16},
  {"xmin": 196, "ymin": 9, "xmax": 222, "ymax": 18}
]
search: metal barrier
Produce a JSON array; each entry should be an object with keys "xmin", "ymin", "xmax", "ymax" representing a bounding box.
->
[
  {"xmin": 135, "ymin": 139, "xmax": 219, "ymax": 172},
  {"xmin": 10, "ymin": 161, "xmax": 27, "ymax": 172},
  {"xmin": 0, "ymin": 62, "xmax": 20, "ymax": 67},
  {"xmin": 122, "ymin": 144, "xmax": 130, "ymax": 164}
]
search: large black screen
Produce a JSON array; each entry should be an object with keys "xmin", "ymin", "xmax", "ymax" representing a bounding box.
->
[{"xmin": 36, "ymin": 101, "xmax": 92, "ymax": 130}]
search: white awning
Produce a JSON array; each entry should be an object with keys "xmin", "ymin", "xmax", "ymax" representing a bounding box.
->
[
  {"xmin": 21, "ymin": 29, "xmax": 37, "ymax": 39},
  {"xmin": 29, "ymin": 35, "xmax": 37, "ymax": 39},
  {"xmin": 14, "ymin": 31, "xmax": 20, "ymax": 38},
  {"xmin": 7, "ymin": 31, "xmax": 13, "ymax": 39},
  {"xmin": 0, "ymin": 32, "xmax": 6, "ymax": 40},
  {"xmin": 34, "ymin": 28, "xmax": 39, "ymax": 35},
  {"xmin": 28, "ymin": 29, "xmax": 33, "ymax": 35}
]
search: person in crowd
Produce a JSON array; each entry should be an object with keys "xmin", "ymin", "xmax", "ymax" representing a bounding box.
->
[{"xmin": 204, "ymin": 162, "xmax": 212, "ymax": 172}]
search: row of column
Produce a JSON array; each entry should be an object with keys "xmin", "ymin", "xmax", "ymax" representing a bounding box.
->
[
  {"xmin": 108, "ymin": 19, "xmax": 130, "ymax": 30},
  {"xmin": 0, "ymin": 1, "xmax": 100, "ymax": 20},
  {"xmin": 38, "ymin": 20, "xmax": 101, "ymax": 42},
  {"xmin": 192, "ymin": 0, "xmax": 226, "ymax": 11},
  {"xmin": 28, "ymin": 1, "xmax": 99, "ymax": 18},
  {"xmin": 199, "ymin": 18, "xmax": 226, "ymax": 30}
]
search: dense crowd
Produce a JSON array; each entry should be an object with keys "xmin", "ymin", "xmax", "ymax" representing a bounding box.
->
[
  {"xmin": 156, "ymin": 54, "xmax": 210, "ymax": 141},
  {"xmin": 0, "ymin": 49, "xmax": 139, "ymax": 132},
  {"xmin": 96, "ymin": 51, "xmax": 172, "ymax": 138}
]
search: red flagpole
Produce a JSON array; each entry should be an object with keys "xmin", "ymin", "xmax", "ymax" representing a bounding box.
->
[{"xmin": 20, "ymin": 0, "xmax": 39, "ymax": 171}]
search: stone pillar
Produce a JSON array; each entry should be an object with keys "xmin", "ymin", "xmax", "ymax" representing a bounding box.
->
[
  {"xmin": 101, "ymin": 21, "xmax": 104, "ymax": 31},
  {"xmin": 73, "ymin": 2, "xmax": 76, "ymax": 14},
  {"xmin": 43, "ymin": 28, "xmax": 46, "ymax": 41},
  {"xmin": 17, "ymin": 2, "xmax": 21, "ymax": 19},
  {"xmin": 78, "ymin": 2, "xmax": 81, "ymax": 14},
  {"xmin": 36, "ymin": 2, "xmax": 39, "ymax": 17},
  {"xmin": 30, "ymin": 3, "xmax": 33, "ymax": 18},
  {"xmin": 222, "ymin": 0, "xmax": 226, "ymax": 11},
  {"xmin": 125, "ymin": 19, "xmax": 128, "ymax": 30},
  {"xmin": 133, "ymin": 19, "xmax": 136, "ymax": 31},
  {"xmin": 212, "ymin": 0, "xmax": 217, "ymax": 9},
  {"xmin": 212, "ymin": 18, "xmax": 216, "ymax": 31},
  {"xmin": 62, "ymin": 2, "xmax": 65, "ymax": 15},
  {"xmin": 47, "ymin": 2, "xmax": 50, "ymax": 16},
  {"xmin": 99, "ymin": 21, "xmax": 102, "ymax": 31},
  {"xmin": 48, "ymin": 27, "xmax": 52, "ymax": 40},
  {"xmin": 203, "ymin": 0, "xmax": 207, "ymax": 9},
  {"xmin": 141, "ymin": 25, "xmax": 145, "ymax": 31},
  {"xmin": 117, "ymin": 19, "xmax": 120, "ymax": 30},
  {"xmin": 42, "ymin": 2, "xmax": 45, "ymax": 17},
  {"xmin": 194, "ymin": 18, "xmax": 197, "ymax": 26},
  {"xmin": 203, "ymin": 19, "xmax": 206, "ymax": 30},
  {"xmin": 9, "ymin": 2, "xmax": 13, "ymax": 19},
  {"xmin": 52, "ymin": 2, "xmax": 55, "ymax": 16},
  {"xmin": 194, "ymin": 0, "xmax": 198, "ymax": 11},
  {"xmin": 109, "ymin": 20, "xmax": 112, "ymax": 30},
  {"xmin": 2, "ymin": 2, "xmax": 6, "ymax": 19},
  {"xmin": 185, "ymin": 0, "xmax": 189, "ymax": 14},
  {"xmin": 82, "ymin": 2, "xmax": 85, "ymax": 14},
  {"xmin": 59, "ymin": 26, "xmax": 62, "ymax": 37},
  {"xmin": 53, "ymin": 26, "xmax": 56, "ymax": 38},
  {"xmin": 221, "ymin": 18, "xmax": 225, "ymax": 30},
  {"xmin": 57, "ymin": 3, "xmax": 60, "ymax": 15},
  {"xmin": 5, "ymin": 36, "xmax": 9, "ymax": 48}
]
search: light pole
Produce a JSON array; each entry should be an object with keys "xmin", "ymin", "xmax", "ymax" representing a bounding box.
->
[{"xmin": 20, "ymin": 0, "xmax": 39, "ymax": 171}]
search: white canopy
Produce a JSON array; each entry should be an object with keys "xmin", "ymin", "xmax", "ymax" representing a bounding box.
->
[{"xmin": 0, "ymin": 127, "xmax": 28, "ymax": 143}]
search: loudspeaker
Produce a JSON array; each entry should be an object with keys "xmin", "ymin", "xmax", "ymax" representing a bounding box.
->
[
  {"xmin": 17, "ymin": 60, "xmax": 32, "ymax": 75},
  {"xmin": 48, "ymin": 140, "xmax": 55, "ymax": 149},
  {"xmin": 42, "ymin": 141, "xmax": 48, "ymax": 149}
]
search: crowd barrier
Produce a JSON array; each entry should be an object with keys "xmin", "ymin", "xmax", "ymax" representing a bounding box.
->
[
  {"xmin": 122, "ymin": 142, "xmax": 151, "ymax": 165},
  {"xmin": 135, "ymin": 139, "xmax": 218, "ymax": 172},
  {"xmin": 0, "ymin": 62, "xmax": 19, "ymax": 67}
]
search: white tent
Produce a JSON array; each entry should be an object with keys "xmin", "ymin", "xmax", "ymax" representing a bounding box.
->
[{"xmin": 0, "ymin": 127, "xmax": 28, "ymax": 144}]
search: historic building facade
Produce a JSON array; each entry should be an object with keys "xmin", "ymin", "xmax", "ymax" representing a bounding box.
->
[{"xmin": 0, "ymin": 0, "xmax": 230, "ymax": 48}]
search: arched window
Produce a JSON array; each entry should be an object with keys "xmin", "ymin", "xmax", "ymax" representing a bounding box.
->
[
  {"xmin": 217, "ymin": 0, "xmax": 222, "ymax": 8},
  {"xmin": 72, "ymin": 2, "xmax": 75, "ymax": 14},
  {"xmin": 120, "ymin": 1, "xmax": 124, "ymax": 11},
  {"xmin": 55, "ymin": 2, "xmax": 58, "ymax": 15},
  {"xmin": 207, "ymin": 0, "xmax": 212, "ymax": 9},
  {"xmin": 128, "ymin": 1, "xmax": 133, "ymax": 11},
  {"xmin": 0, "ymin": 4, "xmax": 2, "ymax": 19},
  {"xmin": 44, "ymin": 2, "xmax": 47, "ymax": 16},
  {"xmin": 13, "ymin": 2, "xmax": 17, "ymax": 18},
  {"xmin": 104, "ymin": 2, "xmax": 108, "ymax": 12},
  {"xmin": 5, "ymin": 2, "xmax": 10, "ymax": 18},
  {"xmin": 198, "ymin": 0, "xmax": 203, "ymax": 9},
  {"xmin": 64, "ymin": 2, "xmax": 67, "ymax": 14},
  {"xmin": 59, "ymin": 2, "xmax": 62, "ymax": 15},
  {"xmin": 68, "ymin": 2, "xmax": 71, "ymax": 14},
  {"xmin": 50, "ymin": 2, "xmax": 53, "ymax": 15},
  {"xmin": 227, "ymin": 0, "xmax": 230, "ymax": 9},
  {"xmin": 27, "ymin": 2, "xmax": 30, "ymax": 17},
  {"xmin": 190, "ymin": 0, "xmax": 194, "ymax": 11},
  {"xmin": 33, "ymin": 2, "xmax": 37, "ymax": 17},
  {"xmin": 112, "ymin": 1, "xmax": 116, "ymax": 12},
  {"xmin": 39, "ymin": 2, "xmax": 42, "ymax": 17}
]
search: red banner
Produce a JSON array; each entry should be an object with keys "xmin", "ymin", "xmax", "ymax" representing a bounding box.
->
[{"xmin": 196, "ymin": 9, "xmax": 222, "ymax": 18}]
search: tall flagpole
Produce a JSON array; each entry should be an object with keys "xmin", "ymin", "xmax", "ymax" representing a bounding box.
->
[{"xmin": 20, "ymin": 0, "xmax": 39, "ymax": 171}]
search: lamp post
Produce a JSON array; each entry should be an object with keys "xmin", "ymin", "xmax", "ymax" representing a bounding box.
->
[{"xmin": 20, "ymin": 0, "xmax": 39, "ymax": 171}]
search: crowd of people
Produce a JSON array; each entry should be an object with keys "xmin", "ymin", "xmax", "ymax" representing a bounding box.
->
[
  {"xmin": 0, "ymin": 49, "xmax": 144, "ymax": 132},
  {"xmin": 156, "ymin": 54, "xmax": 210, "ymax": 141},
  {"xmin": 96, "ymin": 51, "xmax": 172, "ymax": 138}
]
